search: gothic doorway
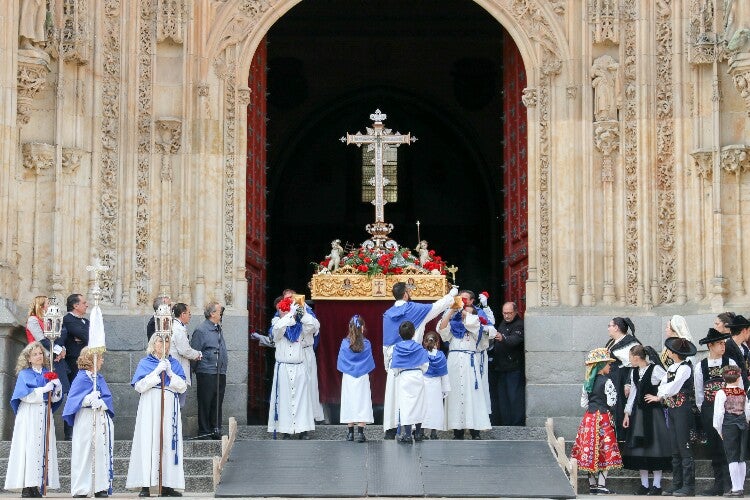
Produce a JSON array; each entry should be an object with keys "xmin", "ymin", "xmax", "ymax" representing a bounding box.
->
[{"xmin": 245, "ymin": 0, "xmax": 528, "ymax": 422}]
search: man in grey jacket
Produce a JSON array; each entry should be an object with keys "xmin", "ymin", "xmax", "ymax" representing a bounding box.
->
[{"xmin": 190, "ymin": 302, "xmax": 228, "ymax": 439}]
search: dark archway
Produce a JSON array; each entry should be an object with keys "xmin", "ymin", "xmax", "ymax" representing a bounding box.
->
[{"xmin": 246, "ymin": 0, "xmax": 528, "ymax": 422}]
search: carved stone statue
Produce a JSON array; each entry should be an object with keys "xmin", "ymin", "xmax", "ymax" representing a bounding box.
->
[
  {"xmin": 19, "ymin": 0, "xmax": 48, "ymax": 52},
  {"xmin": 591, "ymin": 55, "xmax": 620, "ymax": 122},
  {"xmin": 326, "ymin": 239, "xmax": 344, "ymax": 271},
  {"xmin": 415, "ymin": 240, "xmax": 430, "ymax": 266}
]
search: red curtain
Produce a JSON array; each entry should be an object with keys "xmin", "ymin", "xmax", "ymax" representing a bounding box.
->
[
  {"xmin": 502, "ymin": 32, "xmax": 529, "ymax": 315},
  {"xmin": 246, "ymin": 38, "xmax": 268, "ymax": 421}
]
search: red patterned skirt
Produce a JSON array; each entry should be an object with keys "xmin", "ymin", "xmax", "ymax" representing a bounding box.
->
[{"xmin": 570, "ymin": 410, "xmax": 623, "ymax": 474}]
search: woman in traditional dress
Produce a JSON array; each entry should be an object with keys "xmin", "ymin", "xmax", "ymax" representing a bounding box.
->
[
  {"xmin": 126, "ymin": 334, "xmax": 186, "ymax": 497},
  {"xmin": 660, "ymin": 315, "xmax": 694, "ymax": 369},
  {"xmin": 4, "ymin": 341, "xmax": 63, "ymax": 498},
  {"xmin": 336, "ymin": 314, "xmax": 375, "ymax": 442},
  {"xmin": 62, "ymin": 347, "xmax": 114, "ymax": 498},
  {"xmin": 604, "ymin": 317, "xmax": 640, "ymax": 443},
  {"xmin": 622, "ymin": 345, "xmax": 671, "ymax": 496},
  {"xmin": 570, "ymin": 347, "xmax": 623, "ymax": 495}
]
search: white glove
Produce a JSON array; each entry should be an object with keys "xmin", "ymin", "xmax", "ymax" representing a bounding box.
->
[
  {"xmin": 41, "ymin": 381, "xmax": 55, "ymax": 393},
  {"xmin": 82, "ymin": 391, "xmax": 100, "ymax": 406},
  {"xmin": 479, "ymin": 294, "xmax": 488, "ymax": 307},
  {"xmin": 153, "ymin": 359, "xmax": 167, "ymax": 375},
  {"xmin": 449, "ymin": 286, "xmax": 459, "ymax": 297},
  {"xmin": 289, "ymin": 304, "xmax": 299, "ymax": 317},
  {"xmin": 90, "ymin": 398, "xmax": 105, "ymax": 410},
  {"xmin": 164, "ymin": 359, "xmax": 174, "ymax": 375},
  {"xmin": 51, "ymin": 378, "xmax": 62, "ymax": 390}
]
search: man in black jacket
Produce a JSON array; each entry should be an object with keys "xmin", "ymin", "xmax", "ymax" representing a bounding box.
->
[
  {"xmin": 725, "ymin": 314, "xmax": 750, "ymax": 389},
  {"xmin": 488, "ymin": 301, "xmax": 525, "ymax": 426},
  {"xmin": 62, "ymin": 293, "xmax": 89, "ymax": 439}
]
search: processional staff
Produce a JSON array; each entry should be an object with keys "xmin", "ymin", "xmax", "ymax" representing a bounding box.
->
[
  {"xmin": 153, "ymin": 304, "xmax": 173, "ymax": 497},
  {"xmin": 41, "ymin": 301, "xmax": 63, "ymax": 496},
  {"xmin": 87, "ymin": 258, "xmax": 109, "ymax": 497}
]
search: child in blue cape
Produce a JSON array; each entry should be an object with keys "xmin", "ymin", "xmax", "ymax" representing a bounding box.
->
[
  {"xmin": 4, "ymin": 341, "xmax": 63, "ymax": 498},
  {"xmin": 391, "ymin": 321, "xmax": 429, "ymax": 444},
  {"xmin": 421, "ymin": 331, "xmax": 450, "ymax": 440},
  {"xmin": 336, "ymin": 315, "xmax": 375, "ymax": 442}
]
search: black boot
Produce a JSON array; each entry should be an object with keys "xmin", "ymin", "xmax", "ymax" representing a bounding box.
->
[
  {"xmin": 469, "ymin": 429, "xmax": 481, "ymax": 440},
  {"xmin": 674, "ymin": 457, "xmax": 695, "ymax": 497},
  {"xmin": 453, "ymin": 429, "xmax": 465, "ymax": 440},
  {"xmin": 21, "ymin": 487, "xmax": 32, "ymax": 498},
  {"xmin": 664, "ymin": 456, "xmax": 683, "ymax": 495},
  {"xmin": 139, "ymin": 487, "xmax": 151, "ymax": 497},
  {"xmin": 346, "ymin": 427, "xmax": 354, "ymax": 441},
  {"xmin": 430, "ymin": 429, "xmax": 439, "ymax": 439},
  {"xmin": 356, "ymin": 427, "xmax": 367, "ymax": 443},
  {"xmin": 384, "ymin": 428, "xmax": 397, "ymax": 440}
]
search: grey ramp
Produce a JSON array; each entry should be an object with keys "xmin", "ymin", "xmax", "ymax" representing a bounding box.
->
[
  {"xmin": 216, "ymin": 440, "xmax": 575, "ymax": 498},
  {"xmin": 215, "ymin": 441, "xmax": 367, "ymax": 497},
  {"xmin": 366, "ymin": 440, "xmax": 424, "ymax": 496}
]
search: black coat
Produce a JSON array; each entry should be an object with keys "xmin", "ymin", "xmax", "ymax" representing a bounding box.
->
[{"xmin": 489, "ymin": 315, "xmax": 524, "ymax": 372}]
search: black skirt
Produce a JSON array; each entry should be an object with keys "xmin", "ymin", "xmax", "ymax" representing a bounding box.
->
[{"xmin": 622, "ymin": 405, "xmax": 672, "ymax": 471}]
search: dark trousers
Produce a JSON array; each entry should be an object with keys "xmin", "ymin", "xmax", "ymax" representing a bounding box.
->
[
  {"xmin": 701, "ymin": 401, "xmax": 730, "ymax": 490},
  {"xmin": 61, "ymin": 358, "xmax": 76, "ymax": 440},
  {"xmin": 196, "ymin": 372, "xmax": 226, "ymax": 435},
  {"xmin": 490, "ymin": 369, "xmax": 526, "ymax": 426},
  {"xmin": 667, "ymin": 405, "xmax": 695, "ymax": 493}
]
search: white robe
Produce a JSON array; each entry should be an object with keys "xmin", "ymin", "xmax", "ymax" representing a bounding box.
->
[
  {"xmin": 4, "ymin": 384, "xmax": 62, "ymax": 492},
  {"xmin": 125, "ymin": 370, "xmax": 187, "ymax": 491},
  {"xmin": 439, "ymin": 313, "xmax": 492, "ymax": 431},
  {"xmin": 339, "ymin": 373, "xmax": 374, "ymax": 424},
  {"xmin": 395, "ymin": 364, "xmax": 428, "ymax": 426},
  {"xmin": 70, "ymin": 406, "xmax": 114, "ymax": 496},
  {"xmin": 302, "ymin": 336, "xmax": 325, "ymax": 422},
  {"xmin": 267, "ymin": 312, "xmax": 319, "ymax": 434},
  {"xmin": 423, "ymin": 349, "xmax": 451, "ymax": 430},
  {"xmin": 382, "ymin": 294, "xmax": 455, "ymax": 430}
]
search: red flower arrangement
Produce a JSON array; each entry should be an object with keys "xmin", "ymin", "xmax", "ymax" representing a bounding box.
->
[
  {"xmin": 43, "ymin": 372, "xmax": 58, "ymax": 381},
  {"xmin": 318, "ymin": 244, "xmax": 448, "ymax": 276},
  {"xmin": 277, "ymin": 297, "xmax": 293, "ymax": 313},
  {"xmin": 480, "ymin": 291, "xmax": 490, "ymax": 299}
]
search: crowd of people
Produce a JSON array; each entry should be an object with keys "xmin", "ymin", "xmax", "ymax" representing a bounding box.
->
[{"xmin": 571, "ymin": 313, "xmax": 750, "ymax": 497}]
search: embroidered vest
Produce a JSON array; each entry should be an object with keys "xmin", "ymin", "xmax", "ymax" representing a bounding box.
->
[
  {"xmin": 724, "ymin": 387, "xmax": 747, "ymax": 416},
  {"xmin": 701, "ymin": 356, "xmax": 729, "ymax": 404},
  {"xmin": 664, "ymin": 361, "xmax": 694, "ymax": 409}
]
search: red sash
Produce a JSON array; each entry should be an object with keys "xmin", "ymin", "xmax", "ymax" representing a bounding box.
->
[{"xmin": 25, "ymin": 316, "xmax": 43, "ymax": 344}]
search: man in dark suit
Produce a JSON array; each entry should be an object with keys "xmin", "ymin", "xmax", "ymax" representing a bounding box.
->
[
  {"xmin": 62, "ymin": 293, "xmax": 89, "ymax": 439},
  {"xmin": 725, "ymin": 314, "xmax": 750, "ymax": 389}
]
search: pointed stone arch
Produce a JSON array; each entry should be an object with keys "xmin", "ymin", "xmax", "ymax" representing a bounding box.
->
[{"xmin": 202, "ymin": 0, "xmax": 570, "ymax": 309}]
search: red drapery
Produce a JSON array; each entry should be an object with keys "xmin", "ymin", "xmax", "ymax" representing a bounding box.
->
[{"xmin": 314, "ymin": 300, "xmax": 441, "ymax": 405}]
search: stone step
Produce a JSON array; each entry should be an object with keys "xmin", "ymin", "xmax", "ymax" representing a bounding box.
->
[
  {"xmin": 578, "ymin": 477, "xmax": 750, "ymax": 495},
  {"xmin": 0, "ymin": 439, "xmax": 222, "ymax": 456},
  {"xmin": 2, "ymin": 475, "xmax": 214, "ymax": 494},
  {"xmin": 0, "ymin": 456, "xmax": 213, "ymax": 476},
  {"xmin": 237, "ymin": 424, "xmax": 548, "ymax": 441}
]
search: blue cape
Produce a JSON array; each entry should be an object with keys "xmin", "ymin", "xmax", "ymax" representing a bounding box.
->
[
  {"xmin": 425, "ymin": 350, "xmax": 448, "ymax": 378},
  {"xmin": 382, "ymin": 302, "xmax": 432, "ymax": 347},
  {"xmin": 62, "ymin": 370, "xmax": 115, "ymax": 426},
  {"xmin": 391, "ymin": 340, "xmax": 429, "ymax": 369},
  {"xmin": 449, "ymin": 310, "xmax": 469, "ymax": 339},
  {"xmin": 337, "ymin": 338, "xmax": 375, "ymax": 378},
  {"xmin": 11, "ymin": 367, "xmax": 62, "ymax": 414},
  {"xmin": 130, "ymin": 354, "xmax": 186, "ymax": 387}
]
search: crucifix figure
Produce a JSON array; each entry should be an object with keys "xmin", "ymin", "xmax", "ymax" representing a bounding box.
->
[{"xmin": 341, "ymin": 109, "xmax": 417, "ymax": 247}]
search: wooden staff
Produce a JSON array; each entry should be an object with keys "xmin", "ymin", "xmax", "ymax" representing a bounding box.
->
[
  {"xmin": 42, "ymin": 348, "xmax": 55, "ymax": 496},
  {"xmin": 91, "ymin": 352, "xmax": 99, "ymax": 497},
  {"xmin": 158, "ymin": 334, "xmax": 166, "ymax": 496}
]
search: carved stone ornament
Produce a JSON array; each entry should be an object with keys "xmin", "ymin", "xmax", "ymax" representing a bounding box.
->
[
  {"xmin": 589, "ymin": 0, "xmax": 619, "ymax": 44},
  {"xmin": 726, "ymin": 27, "xmax": 750, "ymax": 115},
  {"xmin": 155, "ymin": 118, "xmax": 182, "ymax": 155},
  {"xmin": 688, "ymin": 0, "xmax": 717, "ymax": 64},
  {"xmin": 198, "ymin": 82, "xmax": 209, "ymax": 97},
  {"xmin": 521, "ymin": 87, "xmax": 537, "ymax": 107},
  {"xmin": 690, "ymin": 149, "xmax": 714, "ymax": 181},
  {"xmin": 594, "ymin": 120, "xmax": 620, "ymax": 182},
  {"xmin": 61, "ymin": 0, "xmax": 92, "ymax": 65},
  {"xmin": 720, "ymin": 144, "xmax": 749, "ymax": 175},
  {"xmin": 566, "ymin": 85, "xmax": 577, "ymax": 100},
  {"xmin": 237, "ymin": 86, "xmax": 252, "ymax": 106},
  {"xmin": 16, "ymin": 56, "xmax": 49, "ymax": 125},
  {"xmin": 22, "ymin": 142, "xmax": 55, "ymax": 173},
  {"xmin": 62, "ymin": 147, "xmax": 84, "ymax": 173},
  {"xmin": 157, "ymin": 0, "xmax": 185, "ymax": 44}
]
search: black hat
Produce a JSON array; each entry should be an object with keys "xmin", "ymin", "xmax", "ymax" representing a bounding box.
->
[
  {"xmin": 727, "ymin": 315, "xmax": 750, "ymax": 330},
  {"xmin": 664, "ymin": 337, "xmax": 697, "ymax": 357},
  {"xmin": 698, "ymin": 328, "xmax": 731, "ymax": 345}
]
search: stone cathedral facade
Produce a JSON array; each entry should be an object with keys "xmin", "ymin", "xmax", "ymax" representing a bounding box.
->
[{"xmin": 1, "ymin": 0, "xmax": 750, "ymax": 439}]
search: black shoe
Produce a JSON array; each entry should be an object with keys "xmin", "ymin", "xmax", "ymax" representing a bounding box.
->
[
  {"xmin": 636, "ymin": 485, "xmax": 650, "ymax": 495},
  {"xmin": 280, "ymin": 433, "xmax": 290, "ymax": 440},
  {"xmin": 139, "ymin": 487, "xmax": 151, "ymax": 497},
  {"xmin": 95, "ymin": 491, "xmax": 109, "ymax": 498},
  {"xmin": 31, "ymin": 488, "xmax": 42, "ymax": 498},
  {"xmin": 648, "ymin": 487, "xmax": 663, "ymax": 496},
  {"xmin": 430, "ymin": 430, "xmax": 439, "ymax": 440},
  {"xmin": 356, "ymin": 432, "xmax": 367, "ymax": 443},
  {"xmin": 384, "ymin": 428, "xmax": 397, "ymax": 440},
  {"xmin": 73, "ymin": 495, "xmax": 88, "ymax": 498},
  {"xmin": 453, "ymin": 430, "xmax": 465, "ymax": 440},
  {"xmin": 298, "ymin": 431, "xmax": 310, "ymax": 440},
  {"xmin": 21, "ymin": 488, "xmax": 32, "ymax": 498},
  {"xmin": 160, "ymin": 487, "xmax": 182, "ymax": 497},
  {"xmin": 346, "ymin": 429, "xmax": 354, "ymax": 442},
  {"xmin": 398, "ymin": 434, "xmax": 412, "ymax": 444},
  {"xmin": 413, "ymin": 431, "xmax": 425, "ymax": 442},
  {"xmin": 591, "ymin": 486, "xmax": 615, "ymax": 495}
]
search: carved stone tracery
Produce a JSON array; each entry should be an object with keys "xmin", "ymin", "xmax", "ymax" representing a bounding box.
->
[
  {"xmin": 157, "ymin": 0, "xmax": 185, "ymax": 44},
  {"xmin": 61, "ymin": 0, "xmax": 91, "ymax": 65},
  {"xmin": 16, "ymin": 58, "xmax": 49, "ymax": 125},
  {"xmin": 21, "ymin": 142, "xmax": 55, "ymax": 174},
  {"xmin": 690, "ymin": 149, "xmax": 714, "ymax": 181},
  {"xmin": 223, "ymin": 50, "xmax": 237, "ymax": 306},
  {"xmin": 721, "ymin": 144, "xmax": 750, "ymax": 174},
  {"xmin": 688, "ymin": 0, "xmax": 717, "ymax": 64},
  {"xmin": 155, "ymin": 118, "xmax": 182, "ymax": 181},
  {"xmin": 589, "ymin": 0, "xmax": 619, "ymax": 44}
]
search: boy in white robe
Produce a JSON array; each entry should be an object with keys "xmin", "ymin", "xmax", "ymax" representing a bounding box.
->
[{"xmin": 391, "ymin": 321, "xmax": 430, "ymax": 444}]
